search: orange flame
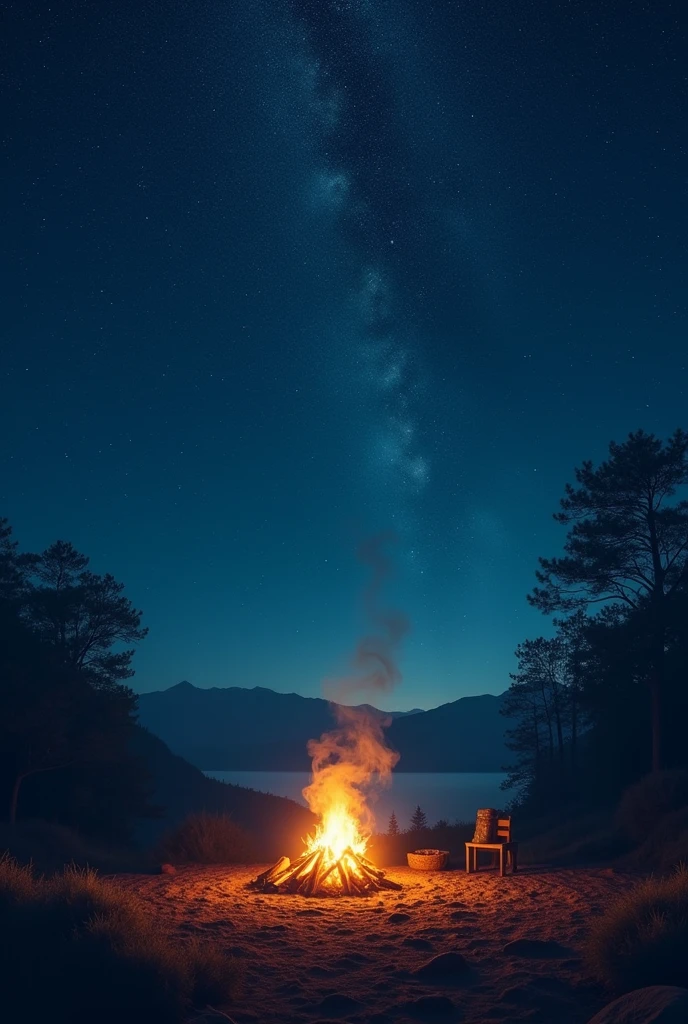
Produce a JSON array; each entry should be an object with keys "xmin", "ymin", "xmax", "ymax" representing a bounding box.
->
[{"xmin": 302, "ymin": 706, "xmax": 399, "ymax": 870}]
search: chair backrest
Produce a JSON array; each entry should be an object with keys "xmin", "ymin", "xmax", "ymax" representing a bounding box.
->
[{"xmin": 496, "ymin": 816, "xmax": 511, "ymax": 842}]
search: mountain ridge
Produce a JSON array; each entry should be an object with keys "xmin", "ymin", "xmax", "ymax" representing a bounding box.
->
[
  {"xmin": 136, "ymin": 682, "xmax": 510, "ymax": 773},
  {"xmin": 150, "ymin": 680, "xmax": 425, "ymax": 718}
]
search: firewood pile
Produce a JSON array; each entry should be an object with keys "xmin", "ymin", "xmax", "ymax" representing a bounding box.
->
[{"xmin": 249, "ymin": 848, "xmax": 402, "ymax": 896}]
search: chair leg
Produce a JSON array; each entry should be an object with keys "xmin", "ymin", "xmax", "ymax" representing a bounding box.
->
[
  {"xmin": 465, "ymin": 846, "xmax": 470, "ymax": 873},
  {"xmin": 499, "ymin": 846, "xmax": 505, "ymax": 877}
]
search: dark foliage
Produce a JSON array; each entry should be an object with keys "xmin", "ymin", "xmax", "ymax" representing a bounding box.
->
[
  {"xmin": 529, "ymin": 430, "xmax": 688, "ymax": 774},
  {"xmin": 0, "ymin": 820, "xmax": 152, "ymax": 874},
  {"xmin": 156, "ymin": 812, "xmax": 257, "ymax": 864},
  {"xmin": 0, "ymin": 856, "xmax": 241, "ymax": 1023},
  {"xmin": 387, "ymin": 809, "xmax": 400, "ymax": 835},
  {"xmin": 585, "ymin": 868, "xmax": 688, "ymax": 991},
  {"xmin": 628, "ymin": 806, "xmax": 688, "ymax": 873},
  {"xmin": 371, "ymin": 819, "xmax": 472, "ymax": 867},
  {"xmin": 615, "ymin": 771, "xmax": 688, "ymax": 846},
  {"xmin": 0, "ymin": 604, "xmax": 154, "ymax": 840},
  {"xmin": 132, "ymin": 727, "xmax": 315, "ymax": 861},
  {"xmin": 409, "ymin": 804, "xmax": 428, "ymax": 831},
  {"xmin": 504, "ymin": 430, "xmax": 688, "ymax": 833},
  {"xmin": 0, "ymin": 516, "xmax": 319, "ymax": 876}
]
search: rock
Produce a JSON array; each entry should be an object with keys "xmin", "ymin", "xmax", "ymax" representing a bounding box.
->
[
  {"xmin": 316, "ymin": 993, "xmax": 364, "ymax": 1018},
  {"xmin": 403, "ymin": 937, "xmax": 435, "ymax": 950},
  {"xmin": 500, "ymin": 985, "xmax": 532, "ymax": 1004},
  {"xmin": 332, "ymin": 954, "xmax": 366, "ymax": 970},
  {"xmin": 403, "ymin": 994, "xmax": 458, "ymax": 1018},
  {"xmin": 159, "ymin": 862, "xmax": 176, "ymax": 874},
  {"xmin": 414, "ymin": 951, "xmax": 470, "ymax": 981},
  {"xmin": 503, "ymin": 939, "xmax": 574, "ymax": 959},
  {"xmin": 586, "ymin": 986, "xmax": 688, "ymax": 1023},
  {"xmin": 308, "ymin": 965, "xmax": 337, "ymax": 977},
  {"xmin": 389, "ymin": 912, "xmax": 412, "ymax": 924}
]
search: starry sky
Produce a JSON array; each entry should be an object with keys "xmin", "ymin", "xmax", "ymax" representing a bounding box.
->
[{"xmin": 3, "ymin": 0, "xmax": 686, "ymax": 710}]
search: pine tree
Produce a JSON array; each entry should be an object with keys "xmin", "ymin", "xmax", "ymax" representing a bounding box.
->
[
  {"xmin": 529, "ymin": 429, "xmax": 688, "ymax": 772},
  {"xmin": 387, "ymin": 810, "xmax": 399, "ymax": 836},
  {"xmin": 409, "ymin": 805, "xmax": 428, "ymax": 832}
]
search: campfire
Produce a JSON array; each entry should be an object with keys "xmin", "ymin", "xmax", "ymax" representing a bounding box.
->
[
  {"xmin": 251, "ymin": 535, "xmax": 406, "ymax": 897},
  {"xmin": 250, "ymin": 703, "xmax": 403, "ymax": 897},
  {"xmin": 250, "ymin": 803, "xmax": 401, "ymax": 896}
]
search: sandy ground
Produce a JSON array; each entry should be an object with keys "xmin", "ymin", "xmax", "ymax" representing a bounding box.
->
[{"xmin": 116, "ymin": 864, "xmax": 635, "ymax": 1024}]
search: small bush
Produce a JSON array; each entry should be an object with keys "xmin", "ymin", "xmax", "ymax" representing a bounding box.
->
[
  {"xmin": 615, "ymin": 771, "xmax": 688, "ymax": 846},
  {"xmin": 629, "ymin": 806, "xmax": 688, "ymax": 873},
  {"xmin": 156, "ymin": 811, "xmax": 257, "ymax": 864},
  {"xmin": 0, "ymin": 819, "xmax": 152, "ymax": 874},
  {"xmin": 518, "ymin": 811, "xmax": 622, "ymax": 866},
  {"xmin": 0, "ymin": 855, "xmax": 241, "ymax": 1023},
  {"xmin": 585, "ymin": 867, "xmax": 688, "ymax": 991}
]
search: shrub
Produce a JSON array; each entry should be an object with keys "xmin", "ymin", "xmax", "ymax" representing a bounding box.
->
[
  {"xmin": 629, "ymin": 806, "xmax": 688, "ymax": 873},
  {"xmin": 518, "ymin": 811, "xmax": 622, "ymax": 866},
  {"xmin": 585, "ymin": 867, "xmax": 688, "ymax": 991},
  {"xmin": 0, "ymin": 819, "xmax": 152, "ymax": 874},
  {"xmin": 156, "ymin": 811, "xmax": 257, "ymax": 864},
  {"xmin": 615, "ymin": 771, "xmax": 688, "ymax": 846},
  {"xmin": 0, "ymin": 855, "xmax": 241, "ymax": 1023}
]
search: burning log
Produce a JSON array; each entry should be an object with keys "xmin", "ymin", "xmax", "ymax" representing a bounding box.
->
[
  {"xmin": 252, "ymin": 856, "xmax": 290, "ymax": 886},
  {"xmin": 249, "ymin": 845, "xmax": 401, "ymax": 897}
]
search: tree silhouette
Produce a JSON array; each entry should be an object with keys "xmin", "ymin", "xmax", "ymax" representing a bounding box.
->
[
  {"xmin": 0, "ymin": 517, "xmax": 36, "ymax": 605},
  {"xmin": 409, "ymin": 805, "xmax": 428, "ymax": 831},
  {"xmin": 1, "ymin": 612, "xmax": 76, "ymax": 823},
  {"xmin": 554, "ymin": 610, "xmax": 590, "ymax": 776},
  {"xmin": 501, "ymin": 622, "xmax": 593, "ymax": 804},
  {"xmin": 0, "ymin": 519, "xmax": 153, "ymax": 836},
  {"xmin": 28, "ymin": 540, "xmax": 148, "ymax": 688},
  {"xmin": 501, "ymin": 666, "xmax": 547, "ymax": 796},
  {"xmin": 387, "ymin": 810, "xmax": 399, "ymax": 835},
  {"xmin": 529, "ymin": 430, "xmax": 688, "ymax": 772}
]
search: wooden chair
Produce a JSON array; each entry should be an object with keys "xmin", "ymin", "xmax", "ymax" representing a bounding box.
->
[{"xmin": 465, "ymin": 816, "xmax": 518, "ymax": 877}]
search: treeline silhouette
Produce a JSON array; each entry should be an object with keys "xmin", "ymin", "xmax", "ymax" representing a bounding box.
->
[
  {"xmin": 0, "ymin": 520, "xmax": 314, "ymax": 861},
  {"xmin": 0, "ymin": 523, "xmax": 153, "ymax": 840},
  {"xmin": 501, "ymin": 429, "xmax": 688, "ymax": 816}
]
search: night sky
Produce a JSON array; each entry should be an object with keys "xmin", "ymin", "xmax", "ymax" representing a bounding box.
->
[{"xmin": 3, "ymin": 1, "xmax": 686, "ymax": 710}]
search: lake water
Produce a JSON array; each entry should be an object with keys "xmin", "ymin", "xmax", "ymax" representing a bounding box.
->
[{"xmin": 205, "ymin": 771, "xmax": 508, "ymax": 831}]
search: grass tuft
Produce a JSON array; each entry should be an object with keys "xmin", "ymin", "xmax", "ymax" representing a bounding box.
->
[
  {"xmin": 0, "ymin": 854, "xmax": 240, "ymax": 1023},
  {"xmin": 585, "ymin": 866, "xmax": 688, "ymax": 991}
]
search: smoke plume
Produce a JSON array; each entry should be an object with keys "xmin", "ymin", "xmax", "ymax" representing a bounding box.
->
[
  {"xmin": 325, "ymin": 532, "xmax": 410, "ymax": 701},
  {"xmin": 303, "ymin": 533, "xmax": 408, "ymax": 836}
]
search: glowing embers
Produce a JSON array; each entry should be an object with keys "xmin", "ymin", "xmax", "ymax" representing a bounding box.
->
[
  {"xmin": 249, "ymin": 847, "xmax": 400, "ymax": 897},
  {"xmin": 249, "ymin": 806, "xmax": 401, "ymax": 897}
]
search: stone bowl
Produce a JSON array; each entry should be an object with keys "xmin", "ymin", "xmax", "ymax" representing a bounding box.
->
[{"xmin": 407, "ymin": 849, "xmax": 450, "ymax": 871}]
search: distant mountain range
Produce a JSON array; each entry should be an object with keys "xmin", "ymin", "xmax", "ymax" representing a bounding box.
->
[{"xmin": 136, "ymin": 682, "xmax": 510, "ymax": 773}]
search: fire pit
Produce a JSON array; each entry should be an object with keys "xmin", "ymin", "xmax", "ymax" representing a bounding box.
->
[
  {"xmin": 249, "ymin": 806, "xmax": 402, "ymax": 897},
  {"xmin": 250, "ymin": 688, "xmax": 405, "ymax": 897}
]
